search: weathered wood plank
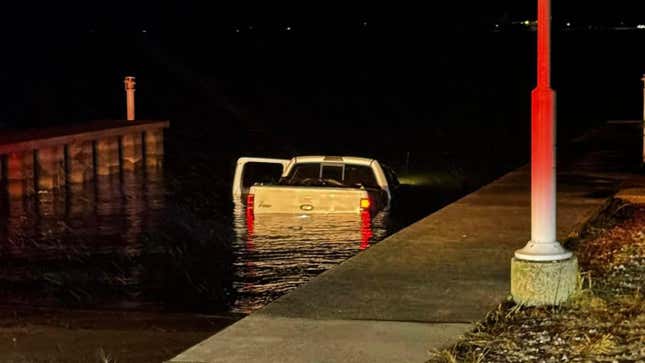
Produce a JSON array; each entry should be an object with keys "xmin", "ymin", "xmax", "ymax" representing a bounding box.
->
[{"xmin": 0, "ymin": 120, "xmax": 169, "ymax": 154}]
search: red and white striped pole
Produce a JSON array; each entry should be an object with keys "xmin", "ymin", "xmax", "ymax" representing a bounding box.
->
[
  {"xmin": 515, "ymin": 0, "xmax": 571, "ymax": 261},
  {"xmin": 641, "ymin": 74, "xmax": 645, "ymax": 165},
  {"xmin": 124, "ymin": 76, "xmax": 136, "ymax": 121}
]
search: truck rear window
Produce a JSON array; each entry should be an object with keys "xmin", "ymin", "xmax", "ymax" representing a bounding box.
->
[
  {"xmin": 344, "ymin": 164, "xmax": 379, "ymax": 188},
  {"xmin": 322, "ymin": 165, "xmax": 343, "ymax": 181},
  {"xmin": 288, "ymin": 163, "xmax": 320, "ymax": 181},
  {"xmin": 282, "ymin": 163, "xmax": 379, "ymax": 189}
]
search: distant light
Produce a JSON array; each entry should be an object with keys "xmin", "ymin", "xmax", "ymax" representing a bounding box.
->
[
  {"xmin": 362, "ymin": 21, "xmax": 367, "ymax": 27},
  {"xmin": 495, "ymin": 24, "xmax": 500, "ymax": 28},
  {"xmin": 638, "ymin": 24, "xmax": 645, "ymax": 29},
  {"xmin": 141, "ymin": 29, "xmax": 147, "ymax": 33},
  {"xmin": 234, "ymin": 27, "xmax": 240, "ymax": 33},
  {"xmin": 285, "ymin": 26, "xmax": 292, "ymax": 31},
  {"xmin": 523, "ymin": 20, "xmax": 530, "ymax": 26},
  {"xmin": 565, "ymin": 22, "xmax": 571, "ymax": 27}
]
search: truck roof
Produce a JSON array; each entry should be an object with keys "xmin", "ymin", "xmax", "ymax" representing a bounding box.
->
[{"xmin": 292, "ymin": 156, "xmax": 375, "ymax": 166}]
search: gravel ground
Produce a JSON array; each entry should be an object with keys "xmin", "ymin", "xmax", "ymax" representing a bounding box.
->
[{"xmin": 428, "ymin": 201, "xmax": 645, "ymax": 363}]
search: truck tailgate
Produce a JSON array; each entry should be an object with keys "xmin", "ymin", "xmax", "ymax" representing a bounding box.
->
[{"xmin": 249, "ymin": 185, "xmax": 369, "ymax": 214}]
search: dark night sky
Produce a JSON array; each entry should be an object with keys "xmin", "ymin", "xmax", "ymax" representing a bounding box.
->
[
  {"xmin": 1, "ymin": 1, "xmax": 644, "ymax": 128},
  {"xmin": 2, "ymin": 1, "xmax": 644, "ymax": 34}
]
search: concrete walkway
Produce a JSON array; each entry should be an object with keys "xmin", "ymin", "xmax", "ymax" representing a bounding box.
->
[{"xmin": 170, "ymin": 122, "xmax": 642, "ymax": 363}]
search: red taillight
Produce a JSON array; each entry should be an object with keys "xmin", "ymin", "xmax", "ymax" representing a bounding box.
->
[
  {"xmin": 247, "ymin": 194, "xmax": 255, "ymax": 209},
  {"xmin": 360, "ymin": 197, "xmax": 371, "ymax": 210}
]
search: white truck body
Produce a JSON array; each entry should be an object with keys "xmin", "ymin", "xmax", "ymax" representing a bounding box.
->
[{"xmin": 232, "ymin": 156, "xmax": 396, "ymax": 214}]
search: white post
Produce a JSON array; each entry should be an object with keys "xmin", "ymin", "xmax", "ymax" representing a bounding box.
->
[{"xmin": 124, "ymin": 76, "xmax": 136, "ymax": 121}]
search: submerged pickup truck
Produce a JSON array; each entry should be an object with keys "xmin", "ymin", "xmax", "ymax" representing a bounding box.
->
[{"xmin": 232, "ymin": 156, "xmax": 399, "ymax": 214}]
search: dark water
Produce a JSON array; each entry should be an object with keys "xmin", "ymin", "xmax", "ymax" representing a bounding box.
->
[
  {"xmin": 0, "ymin": 171, "xmax": 167, "ymax": 309},
  {"xmin": 231, "ymin": 205, "xmax": 388, "ymax": 313},
  {"xmin": 0, "ymin": 164, "xmax": 411, "ymax": 314},
  {"xmin": 1, "ymin": 28, "xmax": 644, "ymax": 314}
]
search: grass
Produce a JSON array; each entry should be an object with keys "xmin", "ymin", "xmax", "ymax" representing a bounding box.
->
[{"xmin": 427, "ymin": 201, "xmax": 645, "ymax": 363}]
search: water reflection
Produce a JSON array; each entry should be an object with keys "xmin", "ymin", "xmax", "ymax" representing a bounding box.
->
[
  {"xmin": 0, "ymin": 168, "xmax": 393, "ymax": 314},
  {"xmin": 0, "ymin": 168, "xmax": 166, "ymax": 308},
  {"xmin": 231, "ymin": 203, "xmax": 388, "ymax": 313}
]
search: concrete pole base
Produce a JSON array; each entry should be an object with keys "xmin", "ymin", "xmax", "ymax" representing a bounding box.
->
[{"xmin": 510, "ymin": 256, "xmax": 578, "ymax": 306}]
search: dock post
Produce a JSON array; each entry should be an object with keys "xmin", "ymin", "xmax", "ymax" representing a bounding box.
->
[
  {"xmin": 96, "ymin": 137, "xmax": 120, "ymax": 176},
  {"xmin": 121, "ymin": 133, "xmax": 143, "ymax": 171},
  {"xmin": 36, "ymin": 146, "xmax": 66, "ymax": 190},
  {"xmin": 68, "ymin": 141, "xmax": 94, "ymax": 183},
  {"xmin": 125, "ymin": 76, "xmax": 136, "ymax": 121},
  {"xmin": 7, "ymin": 151, "xmax": 35, "ymax": 199},
  {"xmin": 144, "ymin": 129, "xmax": 164, "ymax": 170}
]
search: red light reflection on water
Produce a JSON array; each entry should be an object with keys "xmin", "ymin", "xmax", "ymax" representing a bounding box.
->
[
  {"xmin": 234, "ymin": 209, "xmax": 378, "ymax": 313},
  {"xmin": 245, "ymin": 207, "xmax": 255, "ymax": 250},
  {"xmin": 243, "ymin": 207, "xmax": 257, "ymax": 285},
  {"xmin": 360, "ymin": 211, "xmax": 373, "ymax": 250}
]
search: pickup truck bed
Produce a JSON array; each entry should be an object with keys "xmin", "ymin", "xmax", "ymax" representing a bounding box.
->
[
  {"xmin": 233, "ymin": 156, "xmax": 398, "ymax": 215},
  {"xmin": 249, "ymin": 185, "xmax": 371, "ymax": 214}
]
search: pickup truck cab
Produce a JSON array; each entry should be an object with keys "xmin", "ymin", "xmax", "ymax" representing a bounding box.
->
[{"xmin": 232, "ymin": 156, "xmax": 399, "ymax": 214}]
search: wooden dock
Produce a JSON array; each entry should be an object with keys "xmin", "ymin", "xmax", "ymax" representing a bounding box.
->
[{"xmin": 0, "ymin": 120, "xmax": 169, "ymax": 198}]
